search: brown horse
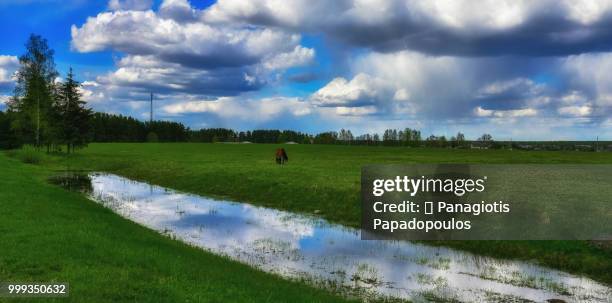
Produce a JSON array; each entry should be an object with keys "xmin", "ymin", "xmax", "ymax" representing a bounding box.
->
[{"xmin": 275, "ymin": 148, "xmax": 288, "ymax": 165}]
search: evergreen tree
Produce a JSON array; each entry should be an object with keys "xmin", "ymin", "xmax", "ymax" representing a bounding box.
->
[{"xmin": 56, "ymin": 68, "xmax": 92, "ymax": 153}]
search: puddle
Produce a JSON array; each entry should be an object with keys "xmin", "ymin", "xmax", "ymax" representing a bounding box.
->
[
  {"xmin": 86, "ymin": 173, "xmax": 611, "ymax": 302},
  {"xmin": 48, "ymin": 171, "xmax": 93, "ymax": 193}
]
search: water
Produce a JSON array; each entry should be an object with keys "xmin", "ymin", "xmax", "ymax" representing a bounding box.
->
[{"xmin": 86, "ymin": 173, "xmax": 611, "ymax": 302}]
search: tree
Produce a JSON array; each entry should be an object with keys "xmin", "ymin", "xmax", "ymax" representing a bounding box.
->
[
  {"xmin": 0, "ymin": 111, "xmax": 19, "ymax": 149},
  {"xmin": 55, "ymin": 68, "xmax": 92, "ymax": 153},
  {"xmin": 452, "ymin": 132, "xmax": 465, "ymax": 148},
  {"xmin": 313, "ymin": 131, "xmax": 338, "ymax": 144},
  {"xmin": 478, "ymin": 133, "xmax": 493, "ymax": 143},
  {"xmin": 456, "ymin": 132, "xmax": 465, "ymax": 142},
  {"xmin": 9, "ymin": 34, "xmax": 59, "ymax": 149},
  {"xmin": 338, "ymin": 129, "xmax": 354, "ymax": 143}
]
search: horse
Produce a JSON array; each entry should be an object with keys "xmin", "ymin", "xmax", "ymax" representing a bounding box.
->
[{"xmin": 275, "ymin": 148, "xmax": 288, "ymax": 165}]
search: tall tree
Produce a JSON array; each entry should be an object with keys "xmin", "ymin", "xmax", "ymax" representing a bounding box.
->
[
  {"xmin": 56, "ymin": 68, "xmax": 92, "ymax": 153},
  {"xmin": 9, "ymin": 34, "xmax": 59, "ymax": 148}
]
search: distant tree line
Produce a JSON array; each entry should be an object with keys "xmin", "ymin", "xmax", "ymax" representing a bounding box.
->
[
  {"xmin": 4, "ymin": 106, "xmax": 611, "ymax": 151},
  {"xmin": 4, "ymin": 104, "xmax": 610, "ymax": 151},
  {"xmin": 90, "ymin": 113, "xmax": 188, "ymax": 142},
  {"xmin": 86, "ymin": 120, "xmax": 311, "ymax": 144}
]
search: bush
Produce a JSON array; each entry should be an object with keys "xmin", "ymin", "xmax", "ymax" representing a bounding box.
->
[{"xmin": 16, "ymin": 146, "xmax": 42, "ymax": 164}]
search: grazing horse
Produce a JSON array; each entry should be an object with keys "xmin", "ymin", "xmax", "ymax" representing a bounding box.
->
[{"xmin": 275, "ymin": 148, "xmax": 288, "ymax": 165}]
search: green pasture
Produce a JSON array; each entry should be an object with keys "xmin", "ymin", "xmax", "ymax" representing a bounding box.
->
[
  {"xmin": 6, "ymin": 143, "xmax": 612, "ymax": 285},
  {"xmin": 0, "ymin": 154, "xmax": 357, "ymax": 302}
]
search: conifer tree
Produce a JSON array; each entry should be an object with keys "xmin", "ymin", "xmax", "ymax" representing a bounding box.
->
[{"xmin": 56, "ymin": 68, "xmax": 92, "ymax": 153}]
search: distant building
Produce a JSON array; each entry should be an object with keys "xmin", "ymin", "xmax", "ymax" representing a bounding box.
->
[{"xmin": 285, "ymin": 141, "xmax": 298, "ymax": 144}]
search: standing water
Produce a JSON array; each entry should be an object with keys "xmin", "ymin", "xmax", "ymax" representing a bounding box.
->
[{"xmin": 86, "ymin": 173, "xmax": 610, "ymax": 302}]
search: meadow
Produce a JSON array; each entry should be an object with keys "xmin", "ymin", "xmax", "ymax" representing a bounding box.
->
[
  {"xmin": 6, "ymin": 143, "xmax": 612, "ymax": 286},
  {"xmin": 0, "ymin": 154, "xmax": 357, "ymax": 302}
]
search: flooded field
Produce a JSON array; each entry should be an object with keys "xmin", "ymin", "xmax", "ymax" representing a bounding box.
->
[{"xmin": 83, "ymin": 173, "xmax": 610, "ymax": 302}]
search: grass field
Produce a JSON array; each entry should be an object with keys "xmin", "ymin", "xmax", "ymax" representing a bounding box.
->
[
  {"xmin": 0, "ymin": 153, "xmax": 357, "ymax": 302},
  {"xmin": 6, "ymin": 143, "xmax": 612, "ymax": 286}
]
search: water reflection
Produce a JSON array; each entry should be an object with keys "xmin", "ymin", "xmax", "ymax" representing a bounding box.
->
[
  {"xmin": 49, "ymin": 171, "xmax": 93, "ymax": 193},
  {"xmin": 88, "ymin": 173, "xmax": 611, "ymax": 302}
]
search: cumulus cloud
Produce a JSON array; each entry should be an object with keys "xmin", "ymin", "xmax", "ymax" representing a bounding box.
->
[
  {"xmin": 311, "ymin": 73, "xmax": 393, "ymax": 108},
  {"xmin": 162, "ymin": 96, "xmax": 311, "ymax": 120},
  {"xmin": 71, "ymin": 0, "xmax": 316, "ymax": 101},
  {"xmin": 204, "ymin": 0, "xmax": 612, "ymax": 56},
  {"xmin": 0, "ymin": 55, "xmax": 18, "ymax": 91},
  {"xmin": 327, "ymin": 106, "xmax": 378, "ymax": 116},
  {"xmin": 156, "ymin": 95, "xmax": 322, "ymax": 131},
  {"xmin": 310, "ymin": 50, "xmax": 610, "ymax": 124},
  {"xmin": 562, "ymin": 53, "xmax": 612, "ymax": 107},
  {"xmin": 558, "ymin": 105, "xmax": 593, "ymax": 117},
  {"xmin": 65, "ymin": 0, "xmax": 612, "ymax": 139},
  {"xmin": 108, "ymin": 0, "xmax": 152, "ymax": 11},
  {"xmin": 0, "ymin": 95, "xmax": 11, "ymax": 104},
  {"xmin": 96, "ymin": 55, "xmax": 262, "ymax": 96},
  {"xmin": 309, "ymin": 52, "xmax": 471, "ymax": 118},
  {"xmin": 71, "ymin": 10, "xmax": 306, "ymax": 70},
  {"xmin": 474, "ymin": 78, "xmax": 552, "ymax": 110},
  {"xmin": 474, "ymin": 106, "xmax": 537, "ymax": 118},
  {"xmin": 159, "ymin": 0, "xmax": 198, "ymax": 22},
  {"xmin": 261, "ymin": 46, "xmax": 314, "ymax": 70}
]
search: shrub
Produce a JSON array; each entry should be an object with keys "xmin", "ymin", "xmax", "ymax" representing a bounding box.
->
[{"xmin": 16, "ymin": 146, "xmax": 42, "ymax": 164}]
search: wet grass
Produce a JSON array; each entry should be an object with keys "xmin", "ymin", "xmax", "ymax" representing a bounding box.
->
[
  {"xmin": 7, "ymin": 143, "xmax": 612, "ymax": 285},
  {"xmin": 0, "ymin": 154, "xmax": 358, "ymax": 302}
]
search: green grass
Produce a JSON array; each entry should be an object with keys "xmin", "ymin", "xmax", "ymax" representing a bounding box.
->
[
  {"xmin": 0, "ymin": 154, "xmax": 358, "ymax": 302},
  {"xmin": 6, "ymin": 143, "xmax": 612, "ymax": 285}
]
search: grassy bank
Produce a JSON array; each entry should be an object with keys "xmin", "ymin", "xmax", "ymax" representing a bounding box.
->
[
  {"xmin": 0, "ymin": 154, "xmax": 357, "ymax": 302},
  {"xmin": 7, "ymin": 143, "xmax": 612, "ymax": 285}
]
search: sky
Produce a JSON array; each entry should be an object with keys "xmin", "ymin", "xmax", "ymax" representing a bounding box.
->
[{"xmin": 1, "ymin": 0, "xmax": 612, "ymax": 140}]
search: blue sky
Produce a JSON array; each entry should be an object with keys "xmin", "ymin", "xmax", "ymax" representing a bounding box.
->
[{"xmin": 1, "ymin": 0, "xmax": 612, "ymax": 140}]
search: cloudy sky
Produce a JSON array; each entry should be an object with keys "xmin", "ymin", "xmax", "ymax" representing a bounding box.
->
[{"xmin": 1, "ymin": 0, "xmax": 612, "ymax": 140}]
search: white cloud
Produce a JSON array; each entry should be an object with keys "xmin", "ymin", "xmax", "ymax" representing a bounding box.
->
[
  {"xmin": 563, "ymin": 53, "xmax": 612, "ymax": 107},
  {"xmin": 560, "ymin": 91, "xmax": 588, "ymax": 104},
  {"xmin": 159, "ymin": 0, "xmax": 197, "ymax": 22},
  {"xmin": 0, "ymin": 55, "xmax": 18, "ymax": 89},
  {"xmin": 558, "ymin": 105, "xmax": 592, "ymax": 117},
  {"xmin": 474, "ymin": 106, "xmax": 537, "ymax": 118},
  {"xmin": 66, "ymin": 1, "xmax": 612, "ymax": 138},
  {"xmin": 476, "ymin": 78, "xmax": 544, "ymax": 97},
  {"xmin": 331, "ymin": 106, "xmax": 378, "ymax": 116},
  {"xmin": 564, "ymin": 0, "xmax": 612, "ymax": 25},
  {"xmin": 71, "ymin": 10, "xmax": 310, "ymax": 71},
  {"xmin": 203, "ymin": 0, "xmax": 612, "ymax": 56},
  {"xmin": 71, "ymin": 3, "xmax": 315, "ymax": 99},
  {"xmin": 108, "ymin": 0, "xmax": 152, "ymax": 11},
  {"xmin": 162, "ymin": 96, "xmax": 312, "ymax": 121},
  {"xmin": 393, "ymin": 88, "xmax": 410, "ymax": 101},
  {"xmin": 0, "ymin": 95, "xmax": 11, "ymax": 105},
  {"xmin": 349, "ymin": 51, "xmax": 474, "ymax": 118},
  {"xmin": 311, "ymin": 73, "xmax": 394, "ymax": 107},
  {"xmin": 261, "ymin": 46, "xmax": 314, "ymax": 70}
]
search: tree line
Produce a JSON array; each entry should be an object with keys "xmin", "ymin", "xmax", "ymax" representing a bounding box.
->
[
  {"xmin": 3, "ymin": 102, "xmax": 497, "ymax": 147},
  {"xmin": 90, "ymin": 113, "xmax": 188, "ymax": 142}
]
